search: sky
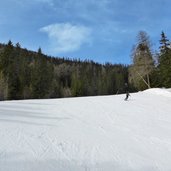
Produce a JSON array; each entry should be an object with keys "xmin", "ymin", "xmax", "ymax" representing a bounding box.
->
[{"xmin": 0, "ymin": 0, "xmax": 171, "ymax": 64}]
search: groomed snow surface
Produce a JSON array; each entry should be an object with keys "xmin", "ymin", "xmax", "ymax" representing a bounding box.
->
[{"xmin": 0, "ymin": 88, "xmax": 171, "ymax": 171}]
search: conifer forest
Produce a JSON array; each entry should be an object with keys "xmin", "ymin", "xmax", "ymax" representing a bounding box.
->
[{"xmin": 0, "ymin": 31, "xmax": 171, "ymax": 100}]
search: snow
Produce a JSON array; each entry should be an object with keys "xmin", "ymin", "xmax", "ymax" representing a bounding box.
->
[{"xmin": 0, "ymin": 88, "xmax": 171, "ymax": 171}]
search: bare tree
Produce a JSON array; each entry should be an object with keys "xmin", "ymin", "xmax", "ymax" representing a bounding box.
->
[{"xmin": 129, "ymin": 31, "xmax": 154, "ymax": 90}]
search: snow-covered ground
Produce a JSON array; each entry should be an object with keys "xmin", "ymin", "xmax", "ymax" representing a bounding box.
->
[{"xmin": 0, "ymin": 88, "xmax": 171, "ymax": 171}]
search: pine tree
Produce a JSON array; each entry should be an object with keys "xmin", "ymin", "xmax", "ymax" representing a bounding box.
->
[
  {"xmin": 71, "ymin": 69, "xmax": 83, "ymax": 97},
  {"xmin": 31, "ymin": 48, "xmax": 53, "ymax": 98},
  {"xmin": 0, "ymin": 71, "xmax": 8, "ymax": 100},
  {"xmin": 158, "ymin": 31, "xmax": 171, "ymax": 87},
  {"xmin": 159, "ymin": 31, "xmax": 170, "ymax": 54},
  {"xmin": 0, "ymin": 40, "xmax": 19, "ymax": 99}
]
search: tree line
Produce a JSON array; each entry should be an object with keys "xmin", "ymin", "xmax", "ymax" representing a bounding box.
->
[
  {"xmin": 0, "ymin": 30, "xmax": 171, "ymax": 100},
  {"xmin": 0, "ymin": 41, "xmax": 129, "ymax": 100},
  {"xmin": 129, "ymin": 31, "xmax": 171, "ymax": 91}
]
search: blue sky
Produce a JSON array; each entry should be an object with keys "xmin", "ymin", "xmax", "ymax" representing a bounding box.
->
[{"xmin": 0, "ymin": 0, "xmax": 171, "ymax": 64}]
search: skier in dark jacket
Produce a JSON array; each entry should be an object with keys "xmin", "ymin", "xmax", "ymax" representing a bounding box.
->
[{"xmin": 124, "ymin": 83, "xmax": 130, "ymax": 101}]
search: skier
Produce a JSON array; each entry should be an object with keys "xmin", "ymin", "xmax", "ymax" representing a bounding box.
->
[{"xmin": 124, "ymin": 83, "xmax": 130, "ymax": 101}]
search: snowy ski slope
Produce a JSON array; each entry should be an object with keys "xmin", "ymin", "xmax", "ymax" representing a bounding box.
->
[{"xmin": 0, "ymin": 88, "xmax": 171, "ymax": 171}]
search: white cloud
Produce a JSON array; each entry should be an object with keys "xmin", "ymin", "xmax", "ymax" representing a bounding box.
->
[{"xmin": 40, "ymin": 23, "xmax": 92, "ymax": 53}]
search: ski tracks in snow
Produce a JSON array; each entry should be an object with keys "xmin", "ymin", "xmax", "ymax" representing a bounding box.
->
[{"xmin": 1, "ymin": 90, "xmax": 171, "ymax": 170}]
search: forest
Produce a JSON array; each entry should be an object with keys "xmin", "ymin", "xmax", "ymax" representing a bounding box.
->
[{"xmin": 0, "ymin": 31, "xmax": 171, "ymax": 100}]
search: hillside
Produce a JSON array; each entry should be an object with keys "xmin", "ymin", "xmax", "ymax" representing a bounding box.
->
[
  {"xmin": 0, "ymin": 42, "xmax": 129, "ymax": 100},
  {"xmin": 0, "ymin": 88, "xmax": 171, "ymax": 171}
]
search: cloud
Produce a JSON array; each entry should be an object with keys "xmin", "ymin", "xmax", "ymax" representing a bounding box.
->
[{"xmin": 40, "ymin": 23, "xmax": 92, "ymax": 53}]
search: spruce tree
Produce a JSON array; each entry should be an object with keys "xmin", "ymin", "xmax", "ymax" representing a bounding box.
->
[
  {"xmin": 159, "ymin": 31, "xmax": 170, "ymax": 54},
  {"xmin": 158, "ymin": 31, "xmax": 171, "ymax": 87},
  {"xmin": 31, "ymin": 48, "xmax": 53, "ymax": 98},
  {"xmin": 0, "ymin": 40, "xmax": 19, "ymax": 99}
]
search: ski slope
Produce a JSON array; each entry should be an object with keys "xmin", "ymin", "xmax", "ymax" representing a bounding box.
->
[{"xmin": 0, "ymin": 88, "xmax": 171, "ymax": 171}]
